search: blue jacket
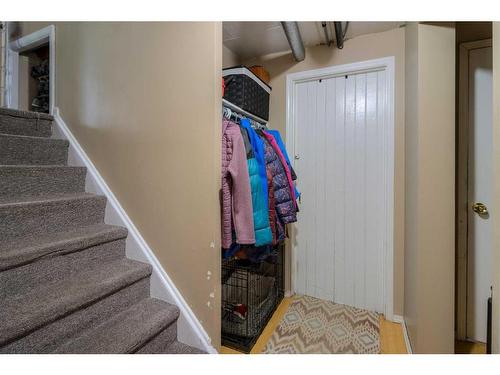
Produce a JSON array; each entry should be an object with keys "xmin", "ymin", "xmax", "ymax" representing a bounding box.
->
[
  {"xmin": 247, "ymin": 157, "xmax": 273, "ymax": 246},
  {"xmin": 240, "ymin": 119, "xmax": 269, "ymax": 207}
]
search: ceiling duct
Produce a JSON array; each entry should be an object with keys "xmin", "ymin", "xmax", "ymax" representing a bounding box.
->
[
  {"xmin": 321, "ymin": 22, "xmax": 332, "ymax": 46},
  {"xmin": 281, "ymin": 22, "xmax": 305, "ymax": 62},
  {"xmin": 334, "ymin": 22, "xmax": 345, "ymax": 49}
]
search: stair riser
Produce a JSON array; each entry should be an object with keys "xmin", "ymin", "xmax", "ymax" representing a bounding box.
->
[
  {"xmin": 0, "ymin": 279, "xmax": 151, "ymax": 354},
  {"xmin": 0, "ymin": 167, "xmax": 86, "ymax": 199},
  {"xmin": 0, "ymin": 239, "xmax": 126, "ymax": 299},
  {"xmin": 0, "ymin": 115, "xmax": 52, "ymax": 137},
  {"xmin": 0, "ymin": 196, "xmax": 106, "ymax": 242},
  {"xmin": 135, "ymin": 323, "xmax": 177, "ymax": 354},
  {"xmin": 0, "ymin": 135, "xmax": 68, "ymax": 165}
]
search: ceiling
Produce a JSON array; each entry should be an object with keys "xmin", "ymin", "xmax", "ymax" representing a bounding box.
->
[{"xmin": 223, "ymin": 22, "xmax": 405, "ymax": 61}]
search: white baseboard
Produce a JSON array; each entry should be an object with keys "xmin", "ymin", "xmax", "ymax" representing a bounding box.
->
[
  {"xmin": 52, "ymin": 107, "xmax": 216, "ymax": 354},
  {"xmin": 392, "ymin": 314, "xmax": 413, "ymax": 354}
]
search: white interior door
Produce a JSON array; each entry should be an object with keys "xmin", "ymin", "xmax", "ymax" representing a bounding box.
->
[
  {"xmin": 293, "ymin": 69, "xmax": 389, "ymax": 314},
  {"xmin": 466, "ymin": 46, "xmax": 493, "ymax": 343}
]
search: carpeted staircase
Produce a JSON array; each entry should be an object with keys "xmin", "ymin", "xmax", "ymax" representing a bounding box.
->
[{"xmin": 0, "ymin": 107, "xmax": 204, "ymax": 354}]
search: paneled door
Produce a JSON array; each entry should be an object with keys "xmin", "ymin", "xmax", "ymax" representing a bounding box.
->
[{"xmin": 291, "ymin": 62, "xmax": 393, "ymax": 315}]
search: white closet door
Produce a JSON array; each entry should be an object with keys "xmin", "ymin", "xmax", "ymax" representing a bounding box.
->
[
  {"xmin": 466, "ymin": 46, "xmax": 493, "ymax": 343},
  {"xmin": 294, "ymin": 71, "xmax": 388, "ymax": 313}
]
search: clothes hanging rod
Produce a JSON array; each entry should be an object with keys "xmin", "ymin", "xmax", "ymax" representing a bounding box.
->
[{"xmin": 222, "ymin": 98, "xmax": 268, "ymax": 124}]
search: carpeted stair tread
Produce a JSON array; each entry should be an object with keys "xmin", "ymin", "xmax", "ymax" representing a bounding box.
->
[
  {"xmin": 0, "ymin": 133, "xmax": 68, "ymax": 165},
  {"xmin": 0, "ymin": 193, "xmax": 107, "ymax": 241},
  {"xmin": 0, "ymin": 108, "xmax": 53, "ymax": 138},
  {"xmin": 53, "ymin": 298, "xmax": 180, "ymax": 353},
  {"xmin": 0, "ymin": 258, "xmax": 152, "ymax": 346},
  {"xmin": 0, "ymin": 223, "xmax": 128, "ymax": 271},
  {"xmin": 0, "ymin": 107, "xmax": 54, "ymax": 121},
  {"xmin": 0, "ymin": 191, "xmax": 96, "ymax": 205},
  {"xmin": 163, "ymin": 341, "xmax": 206, "ymax": 354},
  {"xmin": 0, "ymin": 165, "xmax": 87, "ymax": 199}
]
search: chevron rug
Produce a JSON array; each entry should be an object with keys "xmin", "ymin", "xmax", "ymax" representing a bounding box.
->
[{"xmin": 262, "ymin": 295, "xmax": 380, "ymax": 354}]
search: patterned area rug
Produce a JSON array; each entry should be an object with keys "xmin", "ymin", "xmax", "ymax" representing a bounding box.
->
[{"xmin": 262, "ymin": 295, "xmax": 380, "ymax": 354}]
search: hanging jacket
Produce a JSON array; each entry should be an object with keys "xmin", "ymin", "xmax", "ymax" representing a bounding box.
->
[
  {"xmin": 221, "ymin": 119, "xmax": 255, "ymax": 249},
  {"xmin": 266, "ymin": 166, "xmax": 277, "ymax": 245},
  {"xmin": 247, "ymin": 155, "xmax": 273, "ymax": 246},
  {"xmin": 266, "ymin": 130, "xmax": 300, "ymax": 200},
  {"xmin": 262, "ymin": 134, "xmax": 297, "ymax": 224},
  {"xmin": 239, "ymin": 119, "xmax": 273, "ymax": 246},
  {"xmin": 262, "ymin": 131, "xmax": 297, "ymax": 209},
  {"xmin": 239, "ymin": 119, "xmax": 269, "ymax": 208}
]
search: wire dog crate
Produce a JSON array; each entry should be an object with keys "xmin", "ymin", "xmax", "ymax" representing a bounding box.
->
[{"xmin": 221, "ymin": 244, "xmax": 284, "ymax": 352}]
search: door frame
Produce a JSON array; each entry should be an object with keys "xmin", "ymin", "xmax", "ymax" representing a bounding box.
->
[
  {"xmin": 456, "ymin": 38, "xmax": 492, "ymax": 341},
  {"xmin": 285, "ymin": 56, "xmax": 395, "ymax": 320},
  {"xmin": 5, "ymin": 24, "xmax": 55, "ymax": 114}
]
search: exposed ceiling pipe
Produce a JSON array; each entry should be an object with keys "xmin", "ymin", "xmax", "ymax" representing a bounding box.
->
[
  {"xmin": 281, "ymin": 22, "xmax": 305, "ymax": 62},
  {"xmin": 321, "ymin": 22, "xmax": 331, "ymax": 46},
  {"xmin": 334, "ymin": 22, "xmax": 344, "ymax": 49}
]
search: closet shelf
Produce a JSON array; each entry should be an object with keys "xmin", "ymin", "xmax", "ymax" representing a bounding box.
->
[{"xmin": 222, "ymin": 98, "xmax": 268, "ymax": 124}]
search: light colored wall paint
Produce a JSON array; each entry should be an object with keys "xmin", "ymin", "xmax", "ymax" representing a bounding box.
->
[
  {"xmin": 492, "ymin": 22, "xmax": 500, "ymax": 354},
  {"xmin": 404, "ymin": 22, "xmax": 455, "ymax": 354},
  {"xmin": 245, "ymin": 27, "xmax": 405, "ymax": 316},
  {"xmin": 10, "ymin": 22, "xmax": 223, "ymax": 348},
  {"xmin": 223, "ymin": 45, "xmax": 239, "ymax": 68}
]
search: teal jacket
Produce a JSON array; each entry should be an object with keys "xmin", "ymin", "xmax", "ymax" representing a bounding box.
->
[{"xmin": 247, "ymin": 157, "xmax": 273, "ymax": 246}]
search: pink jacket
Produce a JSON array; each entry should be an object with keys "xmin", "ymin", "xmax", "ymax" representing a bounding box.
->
[
  {"xmin": 221, "ymin": 119, "xmax": 255, "ymax": 249},
  {"xmin": 263, "ymin": 131, "xmax": 297, "ymax": 206}
]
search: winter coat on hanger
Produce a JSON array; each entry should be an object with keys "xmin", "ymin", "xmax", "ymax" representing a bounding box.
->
[
  {"xmin": 262, "ymin": 131, "xmax": 297, "ymax": 209},
  {"xmin": 266, "ymin": 166, "xmax": 278, "ymax": 245},
  {"xmin": 266, "ymin": 129, "xmax": 300, "ymax": 200},
  {"xmin": 221, "ymin": 119, "xmax": 255, "ymax": 249},
  {"xmin": 246, "ymin": 151, "xmax": 273, "ymax": 247},
  {"xmin": 239, "ymin": 119, "xmax": 273, "ymax": 246},
  {"xmin": 240, "ymin": 119, "xmax": 269, "ymax": 207},
  {"xmin": 262, "ymin": 135, "xmax": 297, "ymax": 224}
]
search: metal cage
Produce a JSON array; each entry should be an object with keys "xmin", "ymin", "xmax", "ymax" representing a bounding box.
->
[{"xmin": 221, "ymin": 244, "xmax": 284, "ymax": 352}]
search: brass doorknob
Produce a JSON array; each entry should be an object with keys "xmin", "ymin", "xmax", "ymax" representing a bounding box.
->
[{"xmin": 472, "ymin": 202, "xmax": 488, "ymax": 215}]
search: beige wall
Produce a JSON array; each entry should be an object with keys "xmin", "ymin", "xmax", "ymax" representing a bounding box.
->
[
  {"xmin": 492, "ymin": 22, "xmax": 500, "ymax": 354},
  {"xmin": 245, "ymin": 27, "xmax": 406, "ymax": 316},
  {"xmin": 404, "ymin": 23, "xmax": 456, "ymax": 353},
  {"xmin": 10, "ymin": 22, "xmax": 223, "ymax": 348}
]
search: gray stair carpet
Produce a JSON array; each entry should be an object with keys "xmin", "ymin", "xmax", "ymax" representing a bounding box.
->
[{"xmin": 0, "ymin": 108, "xmax": 204, "ymax": 354}]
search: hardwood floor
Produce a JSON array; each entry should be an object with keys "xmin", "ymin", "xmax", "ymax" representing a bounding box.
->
[
  {"xmin": 455, "ymin": 340, "xmax": 487, "ymax": 354},
  {"xmin": 220, "ymin": 296, "xmax": 408, "ymax": 354}
]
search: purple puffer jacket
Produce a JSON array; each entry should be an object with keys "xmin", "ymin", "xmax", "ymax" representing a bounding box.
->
[
  {"xmin": 262, "ymin": 135, "xmax": 297, "ymax": 225},
  {"xmin": 221, "ymin": 119, "xmax": 255, "ymax": 249}
]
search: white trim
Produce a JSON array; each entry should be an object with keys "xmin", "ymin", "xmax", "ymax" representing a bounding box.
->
[
  {"xmin": 52, "ymin": 107, "xmax": 216, "ymax": 354},
  {"xmin": 456, "ymin": 39, "xmax": 492, "ymax": 341},
  {"xmin": 6, "ymin": 24, "xmax": 55, "ymax": 115},
  {"xmin": 392, "ymin": 315, "xmax": 413, "ymax": 354},
  {"xmin": 286, "ymin": 56, "xmax": 396, "ymax": 321}
]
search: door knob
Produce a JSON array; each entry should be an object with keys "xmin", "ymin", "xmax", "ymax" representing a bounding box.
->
[{"xmin": 472, "ymin": 202, "xmax": 488, "ymax": 215}]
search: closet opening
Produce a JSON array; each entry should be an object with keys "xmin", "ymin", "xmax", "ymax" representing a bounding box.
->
[
  {"xmin": 5, "ymin": 24, "xmax": 55, "ymax": 114},
  {"xmin": 220, "ymin": 21, "xmax": 405, "ymax": 355},
  {"xmin": 18, "ymin": 43, "xmax": 50, "ymax": 113}
]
